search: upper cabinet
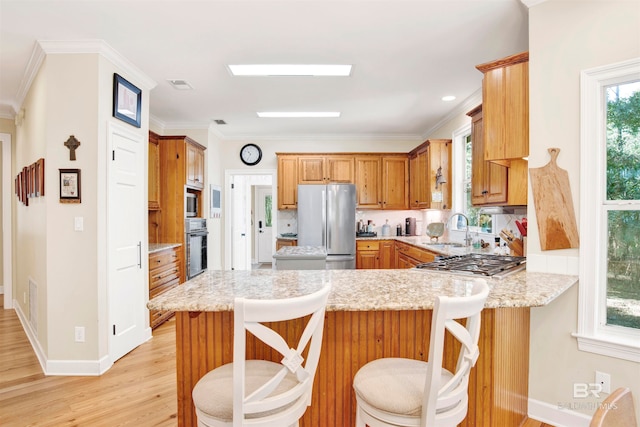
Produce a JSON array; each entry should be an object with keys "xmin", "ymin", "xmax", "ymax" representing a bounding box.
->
[
  {"xmin": 467, "ymin": 105, "xmax": 508, "ymax": 205},
  {"xmin": 476, "ymin": 51, "xmax": 529, "ymax": 163},
  {"xmin": 277, "ymin": 153, "xmax": 409, "ymax": 210},
  {"xmin": 298, "ymin": 155, "xmax": 354, "ymax": 184},
  {"xmin": 148, "ymin": 131, "xmax": 161, "ymax": 210},
  {"xmin": 409, "ymin": 139, "xmax": 451, "ymax": 209},
  {"xmin": 186, "ymin": 141, "xmax": 206, "ymax": 189},
  {"xmin": 277, "ymin": 155, "xmax": 298, "ymax": 209}
]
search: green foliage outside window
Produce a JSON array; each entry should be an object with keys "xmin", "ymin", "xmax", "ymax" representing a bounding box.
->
[{"xmin": 605, "ymin": 81, "xmax": 640, "ymax": 329}]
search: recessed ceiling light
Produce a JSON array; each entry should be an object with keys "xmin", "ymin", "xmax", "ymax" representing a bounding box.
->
[
  {"xmin": 168, "ymin": 79, "xmax": 193, "ymax": 90},
  {"xmin": 257, "ymin": 112, "xmax": 341, "ymax": 118},
  {"xmin": 229, "ymin": 64, "xmax": 352, "ymax": 77},
  {"xmin": 442, "ymin": 95, "xmax": 456, "ymax": 102}
]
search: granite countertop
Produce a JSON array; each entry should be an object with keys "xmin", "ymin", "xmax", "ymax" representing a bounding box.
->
[
  {"xmin": 147, "ymin": 268, "xmax": 578, "ymax": 313},
  {"xmin": 149, "ymin": 243, "xmax": 182, "ymax": 254},
  {"xmin": 273, "ymin": 245, "xmax": 327, "ymax": 259},
  {"xmin": 358, "ymin": 235, "xmax": 484, "ymax": 256}
]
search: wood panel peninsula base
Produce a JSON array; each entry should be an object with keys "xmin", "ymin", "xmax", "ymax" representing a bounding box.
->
[{"xmin": 147, "ymin": 269, "xmax": 578, "ymax": 427}]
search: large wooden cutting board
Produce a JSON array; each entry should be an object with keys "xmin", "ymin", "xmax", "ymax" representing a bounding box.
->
[{"xmin": 529, "ymin": 148, "xmax": 579, "ymax": 250}]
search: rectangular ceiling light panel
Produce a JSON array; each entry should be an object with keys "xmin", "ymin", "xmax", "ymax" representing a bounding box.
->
[
  {"xmin": 229, "ymin": 64, "xmax": 352, "ymax": 76},
  {"xmin": 257, "ymin": 112, "xmax": 341, "ymax": 118}
]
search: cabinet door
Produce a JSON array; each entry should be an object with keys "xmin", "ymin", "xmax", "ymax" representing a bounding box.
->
[
  {"xmin": 382, "ymin": 156, "xmax": 409, "ymax": 210},
  {"xmin": 396, "ymin": 252, "xmax": 419, "ymax": 269},
  {"xmin": 480, "ymin": 53, "xmax": 529, "ymax": 161},
  {"xmin": 186, "ymin": 143, "xmax": 204, "ymax": 189},
  {"xmin": 428, "ymin": 140, "xmax": 451, "ymax": 210},
  {"xmin": 469, "ymin": 107, "xmax": 508, "ymax": 205},
  {"xmin": 379, "ymin": 240, "xmax": 395, "ymax": 269},
  {"xmin": 409, "ymin": 147, "xmax": 430, "ymax": 209},
  {"xmin": 298, "ymin": 156, "xmax": 326, "ymax": 184},
  {"xmin": 325, "ymin": 155, "xmax": 355, "ymax": 183},
  {"xmin": 148, "ymin": 133, "xmax": 161, "ymax": 210},
  {"xmin": 355, "ymin": 156, "xmax": 382, "ymax": 209},
  {"xmin": 356, "ymin": 251, "xmax": 380, "ymax": 269},
  {"xmin": 277, "ymin": 156, "xmax": 298, "ymax": 209}
]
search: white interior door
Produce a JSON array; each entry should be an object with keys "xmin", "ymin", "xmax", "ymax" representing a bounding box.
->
[
  {"xmin": 231, "ymin": 176, "xmax": 248, "ymax": 270},
  {"xmin": 108, "ymin": 123, "xmax": 146, "ymax": 363},
  {"xmin": 255, "ymin": 186, "xmax": 273, "ymax": 263}
]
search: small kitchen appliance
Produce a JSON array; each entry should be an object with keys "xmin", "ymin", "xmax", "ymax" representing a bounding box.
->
[{"xmin": 405, "ymin": 217, "xmax": 417, "ymax": 236}]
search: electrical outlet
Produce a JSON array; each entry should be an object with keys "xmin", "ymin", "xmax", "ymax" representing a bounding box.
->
[
  {"xmin": 595, "ymin": 371, "xmax": 611, "ymax": 394},
  {"xmin": 75, "ymin": 326, "xmax": 85, "ymax": 343}
]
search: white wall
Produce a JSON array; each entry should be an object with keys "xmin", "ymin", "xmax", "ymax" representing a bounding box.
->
[{"xmin": 527, "ymin": 0, "xmax": 640, "ymax": 422}]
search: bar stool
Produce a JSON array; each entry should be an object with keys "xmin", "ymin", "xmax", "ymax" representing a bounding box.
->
[
  {"xmin": 192, "ymin": 285, "xmax": 330, "ymax": 427},
  {"xmin": 353, "ymin": 280, "xmax": 490, "ymax": 427}
]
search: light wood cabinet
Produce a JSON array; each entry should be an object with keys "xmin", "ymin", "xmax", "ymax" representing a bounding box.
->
[
  {"xmin": 186, "ymin": 142, "xmax": 205, "ymax": 189},
  {"xmin": 157, "ymin": 135, "xmax": 206, "ymax": 282},
  {"xmin": 356, "ymin": 240, "xmax": 381, "ymax": 269},
  {"xmin": 379, "ymin": 240, "xmax": 395, "ymax": 269},
  {"xmin": 149, "ymin": 245, "xmax": 181, "ymax": 329},
  {"xmin": 148, "ymin": 131, "xmax": 161, "ymax": 211},
  {"xmin": 355, "ymin": 156, "xmax": 382, "ymax": 209},
  {"xmin": 409, "ymin": 139, "xmax": 451, "ymax": 209},
  {"xmin": 277, "ymin": 153, "xmax": 407, "ymax": 210},
  {"xmin": 276, "ymin": 238, "xmax": 297, "ymax": 251},
  {"xmin": 394, "ymin": 241, "xmax": 436, "ymax": 268},
  {"xmin": 277, "ymin": 155, "xmax": 298, "ymax": 209},
  {"xmin": 467, "ymin": 105, "xmax": 508, "ymax": 206},
  {"xmin": 476, "ymin": 51, "xmax": 529, "ymax": 163},
  {"xmin": 298, "ymin": 155, "xmax": 354, "ymax": 184},
  {"xmin": 381, "ymin": 156, "xmax": 409, "ymax": 210}
]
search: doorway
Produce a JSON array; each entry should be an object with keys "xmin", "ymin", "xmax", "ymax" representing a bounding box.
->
[
  {"xmin": 224, "ymin": 170, "xmax": 276, "ymax": 270},
  {"xmin": 1, "ymin": 132, "xmax": 12, "ymax": 310}
]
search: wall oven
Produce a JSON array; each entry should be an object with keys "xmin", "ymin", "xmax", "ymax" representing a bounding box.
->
[
  {"xmin": 185, "ymin": 192, "xmax": 198, "ymax": 218},
  {"xmin": 185, "ymin": 218, "xmax": 208, "ymax": 279}
]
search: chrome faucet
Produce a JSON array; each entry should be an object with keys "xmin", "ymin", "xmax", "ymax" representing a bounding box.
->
[{"xmin": 447, "ymin": 212, "xmax": 472, "ymax": 247}]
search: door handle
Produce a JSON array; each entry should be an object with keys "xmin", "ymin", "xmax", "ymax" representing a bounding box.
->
[
  {"xmin": 137, "ymin": 241, "xmax": 142, "ymax": 269},
  {"xmin": 258, "ymin": 220, "xmax": 263, "ymax": 229}
]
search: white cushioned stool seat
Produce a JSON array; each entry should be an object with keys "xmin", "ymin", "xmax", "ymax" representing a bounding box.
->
[
  {"xmin": 353, "ymin": 358, "xmax": 455, "ymax": 417},
  {"xmin": 193, "ymin": 360, "xmax": 300, "ymax": 422}
]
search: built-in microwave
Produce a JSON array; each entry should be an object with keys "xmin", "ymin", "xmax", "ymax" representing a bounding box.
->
[{"xmin": 185, "ymin": 192, "xmax": 198, "ymax": 218}]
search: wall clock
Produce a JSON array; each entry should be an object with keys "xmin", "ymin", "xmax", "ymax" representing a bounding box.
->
[{"xmin": 240, "ymin": 143, "xmax": 262, "ymax": 166}]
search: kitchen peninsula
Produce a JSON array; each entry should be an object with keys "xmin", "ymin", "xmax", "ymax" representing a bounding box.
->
[{"xmin": 148, "ymin": 267, "xmax": 577, "ymax": 427}]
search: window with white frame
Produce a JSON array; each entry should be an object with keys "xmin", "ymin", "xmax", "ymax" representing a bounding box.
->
[
  {"xmin": 452, "ymin": 124, "xmax": 493, "ymax": 233},
  {"xmin": 576, "ymin": 57, "xmax": 640, "ymax": 362}
]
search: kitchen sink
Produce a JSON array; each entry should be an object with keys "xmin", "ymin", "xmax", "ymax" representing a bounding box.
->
[{"xmin": 422, "ymin": 242, "xmax": 465, "ymax": 248}]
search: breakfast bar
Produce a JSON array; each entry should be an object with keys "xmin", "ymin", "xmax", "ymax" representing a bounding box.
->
[{"xmin": 148, "ymin": 268, "xmax": 578, "ymax": 427}]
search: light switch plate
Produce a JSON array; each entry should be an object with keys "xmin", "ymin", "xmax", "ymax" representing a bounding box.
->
[{"xmin": 74, "ymin": 216, "xmax": 83, "ymax": 231}]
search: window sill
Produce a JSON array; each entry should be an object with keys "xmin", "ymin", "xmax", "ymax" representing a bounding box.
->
[{"xmin": 572, "ymin": 332, "xmax": 640, "ymax": 362}]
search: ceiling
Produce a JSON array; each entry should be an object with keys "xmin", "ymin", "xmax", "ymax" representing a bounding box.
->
[{"xmin": 0, "ymin": 0, "xmax": 529, "ymax": 141}]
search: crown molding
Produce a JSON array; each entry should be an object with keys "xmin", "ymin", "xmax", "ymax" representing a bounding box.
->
[
  {"xmin": 209, "ymin": 131, "xmax": 424, "ymax": 143},
  {"xmin": 520, "ymin": 0, "xmax": 548, "ymax": 8},
  {"xmin": 15, "ymin": 40, "xmax": 156, "ymax": 112},
  {"xmin": 420, "ymin": 88, "xmax": 482, "ymax": 140}
]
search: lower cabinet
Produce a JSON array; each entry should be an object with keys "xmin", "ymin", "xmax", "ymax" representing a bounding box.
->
[
  {"xmin": 356, "ymin": 239, "xmax": 434, "ymax": 269},
  {"xmin": 276, "ymin": 238, "xmax": 297, "ymax": 251},
  {"xmin": 394, "ymin": 241, "xmax": 436, "ymax": 268},
  {"xmin": 149, "ymin": 245, "xmax": 181, "ymax": 329}
]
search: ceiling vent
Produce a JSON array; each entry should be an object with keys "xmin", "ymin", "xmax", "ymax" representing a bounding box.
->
[
  {"xmin": 214, "ymin": 119, "xmax": 227, "ymax": 125},
  {"xmin": 167, "ymin": 79, "xmax": 193, "ymax": 90}
]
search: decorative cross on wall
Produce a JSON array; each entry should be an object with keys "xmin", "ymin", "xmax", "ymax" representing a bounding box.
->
[{"xmin": 64, "ymin": 135, "xmax": 81, "ymax": 161}]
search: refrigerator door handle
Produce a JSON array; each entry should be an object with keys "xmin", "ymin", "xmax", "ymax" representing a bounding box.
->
[{"xmin": 322, "ymin": 189, "xmax": 327, "ymax": 246}]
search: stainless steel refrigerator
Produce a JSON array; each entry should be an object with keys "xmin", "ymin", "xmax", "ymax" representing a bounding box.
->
[{"xmin": 297, "ymin": 184, "xmax": 356, "ymax": 269}]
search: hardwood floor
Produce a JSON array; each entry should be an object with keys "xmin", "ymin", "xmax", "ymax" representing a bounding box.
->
[
  {"xmin": 0, "ymin": 298, "xmax": 177, "ymax": 426},
  {"xmin": 0, "ymin": 296, "xmax": 557, "ymax": 427}
]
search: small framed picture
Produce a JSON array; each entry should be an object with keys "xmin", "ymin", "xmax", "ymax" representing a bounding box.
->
[
  {"xmin": 59, "ymin": 169, "xmax": 81, "ymax": 203},
  {"xmin": 113, "ymin": 73, "xmax": 141, "ymax": 128}
]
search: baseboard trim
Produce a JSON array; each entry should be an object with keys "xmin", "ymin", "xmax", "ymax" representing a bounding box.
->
[
  {"xmin": 528, "ymin": 398, "xmax": 592, "ymax": 427},
  {"xmin": 13, "ymin": 301, "xmax": 115, "ymax": 376},
  {"xmin": 13, "ymin": 301, "xmax": 47, "ymax": 373}
]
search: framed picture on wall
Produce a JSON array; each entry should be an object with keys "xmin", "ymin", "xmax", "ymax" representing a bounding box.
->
[
  {"xmin": 113, "ymin": 73, "xmax": 141, "ymax": 128},
  {"xmin": 59, "ymin": 168, "xmax": 81, "ymax": 203}
]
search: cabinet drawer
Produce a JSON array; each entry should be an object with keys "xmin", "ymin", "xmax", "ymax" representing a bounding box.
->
[
  {"xmin": 356, "ymin": 240, "xmax": 380, "ymax": 251},
  {"xmin": 150, "ymin": 249, "xmax": 179, "ymax": 270},
  {"xmin": 150, "ymin": 309, "xmax": 174, "ymax": 329},
  {"xmin": 395, "ymin": 242, "xmax": 436, "ymax": 264},
  {"xmin": 150, "ymin": 263, "xmax": 180, "ymax": 290},
  {"xmin": 150, "ymin": 277, "xmax": 180, "ymax": 299}
]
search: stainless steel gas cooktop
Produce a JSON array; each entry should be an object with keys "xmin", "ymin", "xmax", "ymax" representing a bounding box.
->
[{"xmin": 416, "ymin": 253, "xmax": 526, "ymax": 279}]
